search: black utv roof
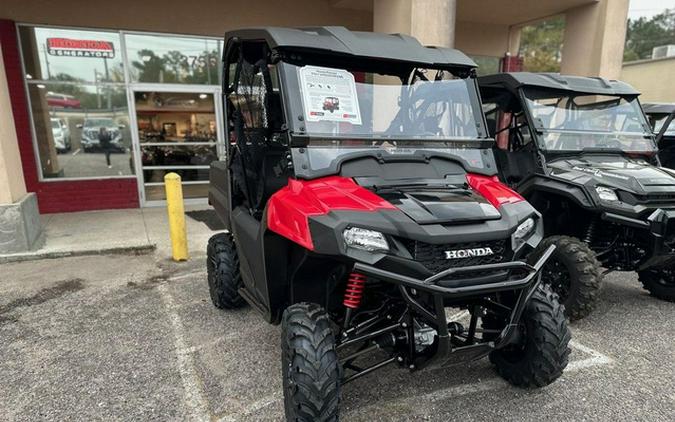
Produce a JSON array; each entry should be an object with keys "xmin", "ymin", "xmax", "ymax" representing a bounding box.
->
[
  {"xmin": 478, "ymin": 72, "xmax": 640, "ymax": 96},
  {"xmin": 642, "ymin": 103, "xmax": 675, "ymax": 115},
  {"xmin": 224, "ymin": 26, "xmax": 476, "ymax": 69}
]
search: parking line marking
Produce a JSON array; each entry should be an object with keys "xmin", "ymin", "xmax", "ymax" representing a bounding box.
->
[
  {"xmin": 164, "ymin": 279, "xmax": 610, "ymax": 420},
  {"xmin": 158, "ymin": 284, "xmax": 211, "ymax": 421},
  {"xmin": 442, "ymin": 311, "xmax": 613, "ymax": 372},
  {"xmin": 345, "ymin": 378, "xmax": 508, "ymax": 417},
  {"xmin": 566, "ymin": 339, "xmax": 613, "ymax": 371},
  {"xmin": 213, "ymin": 394, "xmax": 281, "ymax": 422},
  {"xmin": 168, "ymin": 271, "xmax": 205, "ymax": 282},
  {"xmin": 347, "ymin": 340, "xmax": 613, "ymax": 417}
]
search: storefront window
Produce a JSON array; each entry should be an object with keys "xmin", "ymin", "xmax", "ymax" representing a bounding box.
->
[
  {"xmin": 18, "ymin": 24, "xmax": 224, "ymax": 202},
  {"xmin": 26, "ymin": 83, "xmax": 132, "ymax": 178},
  {"xmin": 125, "ymin": 34, "xmax": 221, "ymax": 84}
]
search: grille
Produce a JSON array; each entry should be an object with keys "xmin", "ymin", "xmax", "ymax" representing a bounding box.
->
[
  {"xmin": 402, "ymin": 239, "xmax": 509, "ymax": 273},
  {"xmin": 629, "ymin": 193, "xmax": 675, "ymax": 207}
]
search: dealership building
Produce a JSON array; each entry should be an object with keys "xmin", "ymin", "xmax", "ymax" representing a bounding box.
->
[{"xmin": 0, "ymin": 0, "xmax": 630, "ymax": 252}]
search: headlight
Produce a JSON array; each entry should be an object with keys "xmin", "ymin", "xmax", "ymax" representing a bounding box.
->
[
  {"xmin": 513, "ymin": 217, "xmax": 535, "ymax": 241},
  {"xmin": 596, "ymin": 186, "xmax": 619, "ymax": 202},
  {"xmin": 343, "ymin": 227, "xmax": 389, "ymax": 253}
]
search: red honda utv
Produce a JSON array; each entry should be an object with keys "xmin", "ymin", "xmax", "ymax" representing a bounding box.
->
[{"xmin": 208, "ymin": 27, "xmax": 570, "ymax": 421}]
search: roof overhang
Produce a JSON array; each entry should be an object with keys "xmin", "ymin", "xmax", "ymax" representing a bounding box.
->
[
  {"xmin": 331, "ymin": 0, "xmax": 599, "ymax": 25},
  {"xmin": 642, "ymin": 103, "xmax": 675, "ymax": 115}
]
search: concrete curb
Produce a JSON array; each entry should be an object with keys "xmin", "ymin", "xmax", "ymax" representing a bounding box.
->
[{"xmin": 0, "ymin": 243, "xmax": 156, "ymax": 264}]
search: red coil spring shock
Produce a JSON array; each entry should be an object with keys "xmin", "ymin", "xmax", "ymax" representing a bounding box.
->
[{"xmin": 343, "ymin": 272, "xmax": 367, "ymax": 309}]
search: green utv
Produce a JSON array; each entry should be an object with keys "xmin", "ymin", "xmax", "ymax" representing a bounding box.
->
[{"xmin": 479, "ymin": 72, "xmax": 675, "ymax": 319}]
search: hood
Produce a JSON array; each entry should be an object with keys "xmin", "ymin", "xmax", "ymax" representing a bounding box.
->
[
  {"xmin": 548, "ymin": 155, "xmax": 675, "ymax": 194},
  {"xmin": 376, "ymin": 188, "xmax": 501, "ymax": 224}
]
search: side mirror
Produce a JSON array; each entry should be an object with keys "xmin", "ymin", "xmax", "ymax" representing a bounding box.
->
[{"xmin": 76, "ymin": 124, "xmax": 83, "ymax": 129}]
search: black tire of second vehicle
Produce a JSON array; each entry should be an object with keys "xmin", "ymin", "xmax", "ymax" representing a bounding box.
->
[
  {"xmin": 489, "ymin": 284, "xmax": 571, "ymax": 388},
  {"xmin": 281, "ymin": 303, "xmax": 341, "ymax": 422},
  {"xmin": 638, "ymin": 269, "xmax": 675, "ymax": 302},
  {"xmin": 206, "ymin": 233, "xmax": 247, "ymax": 309},
  {"xmin": 530, "ymin": 235, "xmax": 603, "ymax": 321}
]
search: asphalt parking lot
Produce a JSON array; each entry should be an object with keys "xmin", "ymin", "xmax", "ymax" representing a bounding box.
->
[
  {"xmin": 2, "ymin": 251, "xmax": 675, "ymax": 421},
  {"xmin": 54, "ymin": 149, "xmax": 132, "ymax": 178}
]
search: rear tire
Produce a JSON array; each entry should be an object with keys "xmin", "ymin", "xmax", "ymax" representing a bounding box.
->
[
  {"xmin": 490, "ymin": 284, "xmax": 571, "ymax": 388},
  {"xmin": 206, "ymin": 233, "xmax": 246, "ymax": 309},
  {"xmin": 281, "ymin": 303, "xmax": 340, "ymax": 422},
  {"xmin": 530, "ymin": 235, "xmax": 603, "ymax": 321},
  {"xmin": 638, "ymin": 268, "xmax": 675, "ymax": 302}
]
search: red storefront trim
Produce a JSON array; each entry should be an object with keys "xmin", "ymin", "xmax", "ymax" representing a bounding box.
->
[{"xmin": 0, "ymin": 20, "xmax": 139, "ymax": 213}]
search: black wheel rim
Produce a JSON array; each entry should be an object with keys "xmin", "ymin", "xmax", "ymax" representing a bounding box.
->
[
  {"xmin": 542, "ymin": 258, "xmax": 571, "ymax": 302},
  {"xmin": 498, "ymin": 322, "xmax": 529, "ymax": 363}
]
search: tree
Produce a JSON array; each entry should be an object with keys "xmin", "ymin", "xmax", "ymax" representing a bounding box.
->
[
  {"xmin": 132, "ymin": 49, "xmax": 174, "ymax": 83},
  {"xmin": 131, "ymin": 49, "xmax": 220, "ymax": 84},
  {"xmin": 624, "ymin": 9, "xmax": 675, "ymax": 61},
  {"xmin": 518, "ymin": 17, "xmax": 565, "ymax": 72}
]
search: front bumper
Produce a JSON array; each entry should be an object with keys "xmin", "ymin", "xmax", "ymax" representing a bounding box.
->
[
  {"xmin": 351, "ymin": 244, "xmax": 556, "ymax": 369},
  {"xmin": 603, "ymin": 208, "xmax": 675, "ymax": 269}
]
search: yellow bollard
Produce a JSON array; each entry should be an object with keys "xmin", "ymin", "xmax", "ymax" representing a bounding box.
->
[{"xmin": 164, "ymin": 172, "xmax": 189, "ymax": 261}]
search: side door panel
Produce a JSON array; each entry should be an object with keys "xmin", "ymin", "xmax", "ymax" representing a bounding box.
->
[{"xmin": 231, "ymin": 207, "xmax": 271, "ymax": 314}]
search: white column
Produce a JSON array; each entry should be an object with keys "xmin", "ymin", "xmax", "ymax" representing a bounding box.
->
[
  {"xmin": 561, "ymin": 0, "xmax": 630, "ymax": 79},
  {"xmin": 0, "ymin": 42, "xmax": 27, "ymax": 205},
  {"xmin": 374, "ymin": 0, "xmax": 456, "ymax": 47}
]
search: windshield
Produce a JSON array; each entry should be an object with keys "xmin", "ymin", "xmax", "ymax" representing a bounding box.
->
[
  {"xmin": 51, "ymin": 120, "xmax": 60, "ymax": 129},
  {"xmin": 288, "ymin": 64, "xmax": 483, "ymax": 140},
  {"xmin": 84, "ymin": 118, "xmax": 114, "ymax": 127},
  {"xmin": 279, "ymin": 64, "xmax": 491, "ymax": 174},
  {"xmin": 523, "ymin": 90, "xmax": 656, "ymax": 153}
]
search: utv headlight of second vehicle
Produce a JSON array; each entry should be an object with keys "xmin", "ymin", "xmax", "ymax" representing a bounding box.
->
[
  {"xmin": 511, "ymin": 216, "xmax": 537, "ymax": 250},
  {"xmin": 596, "ymin": 186, "xmax": 619, "ymax": 202}
]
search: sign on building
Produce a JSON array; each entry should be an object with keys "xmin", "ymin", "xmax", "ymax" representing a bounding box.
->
[{"xmin": 47, "ymin": 38, "xmax": 115, "ymax": 59}]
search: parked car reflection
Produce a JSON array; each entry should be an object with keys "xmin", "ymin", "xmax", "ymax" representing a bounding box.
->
[{"xmin": 77, "ymin": 118, "xmax": 126, "ymax": 152}]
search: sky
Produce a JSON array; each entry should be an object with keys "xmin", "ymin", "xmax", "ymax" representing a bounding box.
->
[{"xmin": 628, "ymin": 0, "xmax": 675, "ymax": 19}]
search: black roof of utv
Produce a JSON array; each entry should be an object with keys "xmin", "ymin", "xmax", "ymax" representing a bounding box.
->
[
  {"xmin": 642, "ymin": 103, "xmax": 675, "ymax": 115},
  {"xmin": 224, "ymin": 26, "xmax": 476, "ymax": 69},
  {"xmin": 478, "ymin": 72, "xmax": 640, "ymax": 96}
]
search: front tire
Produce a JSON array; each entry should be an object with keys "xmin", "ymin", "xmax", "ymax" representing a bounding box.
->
[
  {"xmin": 281, "ymin": 303, "xmax": 340, "ymax": 422},
  {"xmin": 206, "ymin": 233, "xmax": 246, "ymax": 309},
  {"xmin": 489, "ymin": 284, "xmax": 571, "ymax": 388},
  {"xmin": 531, "ymin": 235, "xmax": 603, "ymax": 320},
  {"xmin": 638, "ymin": 268, "xmax": 675, "ymax": 302}
]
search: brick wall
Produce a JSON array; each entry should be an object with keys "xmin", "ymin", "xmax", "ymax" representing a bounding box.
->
[{"xmin": 0, "ymin": 19, "xmax": 139, "ymax": 213}]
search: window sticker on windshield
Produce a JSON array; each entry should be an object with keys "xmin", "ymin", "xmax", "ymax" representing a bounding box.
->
[{"xmin": 298, "ymin": 66, "xmax": 362, "ymax": 124}]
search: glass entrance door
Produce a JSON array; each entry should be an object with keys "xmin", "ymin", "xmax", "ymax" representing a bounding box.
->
[{"xmin": 130, "ymin": 88, "xmax": 224, "ymax": 205}]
